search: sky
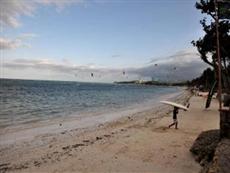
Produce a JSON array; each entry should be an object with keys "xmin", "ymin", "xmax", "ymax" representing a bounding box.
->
[{"xmin": 0, "ymin": 0, "xmax": 208, "ymax": 83}]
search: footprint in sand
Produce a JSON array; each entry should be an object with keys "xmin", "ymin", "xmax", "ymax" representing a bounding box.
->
[{"xmin": 153, "ymin": 126, "xmax": 168, "ymax": 133}]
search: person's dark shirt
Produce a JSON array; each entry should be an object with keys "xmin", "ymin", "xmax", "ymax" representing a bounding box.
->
[{"xmin": 173, "ymin": 108, "xmax": 178, "ymax": 119}]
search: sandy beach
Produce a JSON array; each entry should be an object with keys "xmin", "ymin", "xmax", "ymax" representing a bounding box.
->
[{"xmin": 0, "ymin": 92, "xmax": 219, "ymax": 173}]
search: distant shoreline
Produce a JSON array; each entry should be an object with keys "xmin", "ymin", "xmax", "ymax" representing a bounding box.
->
[
  {"xmin": 114, "ymin": 80, "xmax": 188, "ymax": 86},
  {"xmin": 0, "ymin": 78, "xmax": 189, "ymax": 86}
]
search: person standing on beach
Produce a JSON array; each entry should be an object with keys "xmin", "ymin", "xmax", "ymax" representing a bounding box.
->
[{"xmin": 169, "ymin": 107, "xmax": 179, "ymax": 129}]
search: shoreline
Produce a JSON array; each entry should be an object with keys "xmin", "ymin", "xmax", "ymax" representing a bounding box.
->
[
  {"xmin": 0, "ymin": 90, "xmax": 219, "ymax": 173},
  {"xmin": 0, "ymin": 88, "xmax": 185, "ymax": 146}
]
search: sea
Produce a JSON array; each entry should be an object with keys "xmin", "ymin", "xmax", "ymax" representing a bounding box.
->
[
  {"xmin": 0, "ymin": 79, "xmax": 179, "ymax": 127},
  {"xmin": 0, "ymin": 78, "xmax": 181, "ymax": 130}
]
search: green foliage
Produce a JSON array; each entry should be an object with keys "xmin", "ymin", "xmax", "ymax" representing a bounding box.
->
[
  {"xmin": 189, "ymin": 68, "xmax": 216, "ymax": 90},
  {"xmin": 192, "ymin": 0, "xmax": 230, "ymax": 91},
  {"xmin": 219, "ymin": 0, "xmax": 230, "ymax": 19}
]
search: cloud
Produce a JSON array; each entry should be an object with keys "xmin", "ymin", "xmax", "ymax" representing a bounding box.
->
[
  {"xmin": 2, "ymin": 48, "xmax": 208, "ymax": 82},
  {"xmin": 17, "ymin": 33, "xmax": 38, "ymax": 39},
  {"xmin": 0, "ymin": 37, "xmax": 25, "ymax": 50},
  {"xmin": 149, "ymin": 48, "xmax": 201, "ymax": 65},
  {"xmin": 111, "ymin": 54, "xmax": 121, "ymax": 58},
  {"xmin": 0, "ymin": 33, "xmax": 37, "ymax": 50},
  {"xmin": 0, "ymin": 0, "xmax": 86, "ymax": 28},
  {"xmin": 133, "ymin": 48, "xmax": 208, "ymax": 82},
  {"xmin": 0, "ymin": 0, "xmax": 34, "ymax": 28},
  {"xmin": 2, "ymin": 58, "xmax": 129, "ymax": 82},
  {"xmin": 3, "ymin": 58, "xmax": 118, "ymax": 74},
  {"xmin": 34, "ymin": 0, "xmax": 84, "ymax": 11}
]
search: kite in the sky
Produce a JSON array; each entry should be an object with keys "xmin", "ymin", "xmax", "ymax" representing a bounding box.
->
[{"xmin": 123, "ymin": 70, "xmax": 125, "ymax": 75}]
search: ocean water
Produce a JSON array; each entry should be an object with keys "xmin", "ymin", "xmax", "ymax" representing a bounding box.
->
[{"xmin": 0, "ymin": 79, "xmax": 180, "ymax": 129}]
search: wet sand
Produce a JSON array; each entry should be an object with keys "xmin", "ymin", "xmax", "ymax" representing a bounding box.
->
[{"xmin": 0, "ymin": 92, "xmax": 219, "ymax": 173}]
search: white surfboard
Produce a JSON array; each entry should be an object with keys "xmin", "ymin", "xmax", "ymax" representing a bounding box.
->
[{"xmin": 160, "ymin": 101, "xmax": 188, "ymax": 111}]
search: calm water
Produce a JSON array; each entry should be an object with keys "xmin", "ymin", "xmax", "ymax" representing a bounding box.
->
[{"xmin": 0, "ymin": 79, "xmax": 180, "ymax": 128}]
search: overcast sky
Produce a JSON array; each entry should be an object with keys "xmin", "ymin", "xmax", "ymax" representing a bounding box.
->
[{"xmin": 0, "ymin": 0, "xmax": 208, "ymax": 82}]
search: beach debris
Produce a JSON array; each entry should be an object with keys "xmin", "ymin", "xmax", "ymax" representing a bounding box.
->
[
  {"xmin": 12, "ymin": 163, "xmax": 29, "ymax": 171},
  {"xmin": 33, "ymin": 161, "xmax": 41, "ymax": 167},
  {"xmin": 62, "ymin": 146, "xmax": 70, "ymax": 150},
  {"xmin": 96, "ymin": 136, "xmax": 102, "ymax": 140},
  {"xmin": 146, "ymin": 118, "xmax": 153, "ymax": 124},
  {"xmin": 0, "ymin": 163, "xmax": 10, "ymax": 168},
  {"xmin": 72, "ymin": 143, "xmax": 85, "ymax": 148},
  {"xmin": 104, "ymin": 134, "xmax": 111, "ymax": 138},
  {"xmin": 83, "ymin": 140, "xmax": 90, "ymax": 143},
  {"xmin": 120, "ymin": 128, "xmax": 127, "ymax": 132},
  {"xmin": 91, "ymin": 73, "xmax": 94, "ymax": 77},
  {"xmin": 0, "ymin": 166, "xmax": 8, "ymax": 172},
  {"xmin": 59, "ymin": 123, "xmax": 62, "ymax": 126},
  {"xmin": 128, "ymin": 116, "xmax": 133, "ymax": 121},
  {"xmin": 61, "ymin": 131, "xmax": 66, "ymax": 134},
  {"xmin": 41, "ymin": 157, "xmax": 47, "ymax": 163},
  {"xmin": 0, "ymin": 163, "xmax": 10, "ymax": 172}
]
